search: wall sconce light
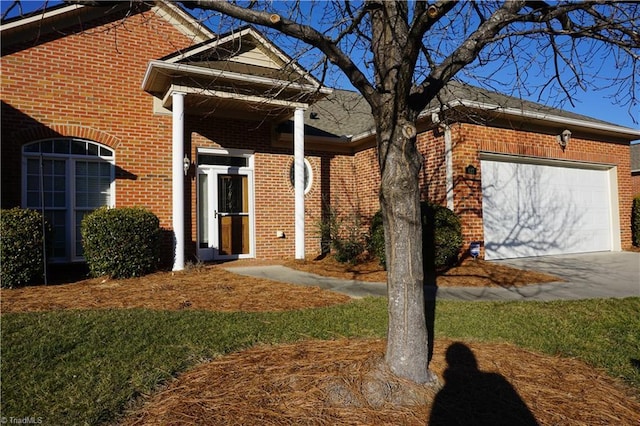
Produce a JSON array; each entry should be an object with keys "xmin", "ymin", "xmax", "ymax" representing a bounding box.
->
[
  {"xmin": 557, "ymin": 129, "xmax": 571, "ymax": 150},
  {"xmin": 465, "ymin": 164, "xmax": 477, "ymax": 175},
  {"xmin": 183, "ymin": 154, "xmax": 190, "ymax": 176}
]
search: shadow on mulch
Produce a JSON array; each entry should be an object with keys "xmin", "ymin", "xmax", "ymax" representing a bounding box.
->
[{"xmin": 120, "ymin": 338, "xmax": 640, "ymax": 426}]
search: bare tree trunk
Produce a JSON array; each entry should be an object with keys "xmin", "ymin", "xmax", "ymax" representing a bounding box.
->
[{"xmin": 376, "ymin": 111, "xmax": 436, "ymax": 385}]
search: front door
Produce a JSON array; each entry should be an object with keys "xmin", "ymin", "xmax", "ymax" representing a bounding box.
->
[{"xmin": 198, "ymin": 167, "xmax": 254, "ymax": 261}]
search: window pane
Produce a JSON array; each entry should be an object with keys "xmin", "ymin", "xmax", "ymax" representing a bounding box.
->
[
  {"xmin": 100, "ymin": 162, "xmax": 111, "ymax": 176},
  {"xmin": 71, "ymin": 140, "xmax": 86, "ymax": 155},
  {"xmin": 54, "ymin": 140, "xmax": 70, "ymax": 154},
  {"xmin": 198, "ymin": 155, "xmax": 248, "ymax": 167},
  {"xmin": 26, "ymin": 192, "xmax": 40, "ymax": 207},
  {"xmin": 87, "ymin": 143, "xmax": 98, "ymax": 156},
  {"xmin": 76, "ymin": 162, "xmax": 87, "ymax": 176},
  {"xmin": 24, "ymin": 143, "xmax": 40, "ymax": 153},
  {"xmin": 54, "ymin": 161, "xmax": 65, "ymax": 175},
  {"xmin": 53, "ymin": 192, "xmax": 65, "ymax": 208},
  {"xmin": 41, "ymin": 140, "xmax": 53, "ymax": 153},
  {"xmin": 100, "ymin": 146, "xmax": 113, "ymax": 157},
  {"xmin": 26, "ymin": 158, "xmax": 39, "ymax": 173},
  {"xmin": 27, "ymin": 175, "xmax": 40, "ymax": 191}
]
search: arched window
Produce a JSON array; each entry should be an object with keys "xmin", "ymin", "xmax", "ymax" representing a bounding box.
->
[{"xmin": 22, "ymin": 138, "xmax": 115, "ymax": 262}]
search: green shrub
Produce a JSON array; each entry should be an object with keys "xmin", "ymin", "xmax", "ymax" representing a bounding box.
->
[
  {"xmin": 81, "ymin": 207, "xmax": 160, "ymax": 278},
  {"xmin": 421, "ymin": 201, "xmax": 463, "ymax": 270},
  {"xmin": 0, "ymin": 208, "xmax": 47, "ymax": 288},
  {"xmin": 368, "ymin": 210, "xmax": 386, "ymax": 268},
  {"xmin": 316, "ymin": 200, "xmax": 365, "ymax": 264},
  {"xmin": 633, "ymin": 196, "xmax": 640, "ymax": 247},
  {"xmin": 369, "ymin": 202, "xmax": 463, "ymax": 271},
  {"xmin": 333, "ymin": 239, "xmax": 365, "ymax": 264}
]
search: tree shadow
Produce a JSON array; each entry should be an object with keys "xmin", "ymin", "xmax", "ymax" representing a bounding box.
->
[{"xmin": 429, "ymin": 342, "xmax": 539, "ymax": 426}]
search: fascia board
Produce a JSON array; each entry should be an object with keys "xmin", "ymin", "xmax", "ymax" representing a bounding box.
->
[
  {"xmin": 142, "ymin": 60, "xmax": 330, "ymax": 95},
  {"xmin": 163, "ymin": 84, "xmax": 309, "ymax": 110},
  {"xmin": 152, "ymin": 1, "xmax": 215, "ymax": 43},
  {"xmin": 0, "ymin": 4, "xmax": 82, "ymax": 32},
  {"xmin": 451, "ymin": 100, "xmax": 640, "ymax": 140}
]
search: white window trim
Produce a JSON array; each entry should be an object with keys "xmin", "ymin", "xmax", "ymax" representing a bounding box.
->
[{"xmin": 21, "ymin": 139, "xmax": 115, "ymax": 263}]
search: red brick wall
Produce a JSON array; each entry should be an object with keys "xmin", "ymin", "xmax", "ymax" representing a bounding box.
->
[
  {"xmin": 353, "ymin": 145, "xmax": 380, "ymax": 221},
  {"xmin": 1, "ymin": 7, "xmax": 193, "ymax": 220}
]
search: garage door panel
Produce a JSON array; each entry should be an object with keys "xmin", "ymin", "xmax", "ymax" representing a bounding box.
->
[{"xmin": 481, "ymin": 160, "xmax": 612, "ymax": 260}]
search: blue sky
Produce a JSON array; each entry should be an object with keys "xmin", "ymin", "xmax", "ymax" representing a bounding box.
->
[{"xmin": 2, "ymin": 0, "xmax": 638, "ymax": 129}]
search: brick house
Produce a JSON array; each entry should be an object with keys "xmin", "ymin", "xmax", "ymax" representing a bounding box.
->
[{"xmin": 2, "ymin": 1, "xmax": 639, "ymax": 273}]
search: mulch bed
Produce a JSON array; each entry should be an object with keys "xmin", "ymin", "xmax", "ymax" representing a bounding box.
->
[
  {"xmin": 3, "ymin": 260, "xmax": 638, "ymax": 425},
  {"xmin": 285, "ymin": 257, "xmax": 561, "ymax": 287},
  {"xmin": 121, "ymin": 338, "xmax": 640, "ymax": 425},
  {"xmin": 0, "ymin": 265, "xmax": 350, "ymax": 313}
]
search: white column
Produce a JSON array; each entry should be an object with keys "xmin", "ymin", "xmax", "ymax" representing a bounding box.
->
[
  {"xmin": 294, "ymin": 107, "xmax": 305, "ymax": 259},
  {"xmin": 172, "ymin": 92, "xmax": 186, "ymax": 271}
]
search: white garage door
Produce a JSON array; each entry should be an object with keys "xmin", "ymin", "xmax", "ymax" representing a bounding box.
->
[{"xmin": 481, "ymin": 158, "xmax": 613, "ymax": 260}]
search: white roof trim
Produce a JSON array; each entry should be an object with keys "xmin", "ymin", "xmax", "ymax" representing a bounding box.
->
[
  {"xmin": 152, "ymin": 1, "xmax": 215, "ymax": 43},
  {"xmin": 458, "ymin": 99, "xmax": 640, "ymax": 139},
  {"xmin": 0, "ymin": 4, "xmax": 82, "ymax": 32},
  {"xmin": 164, "ymin": 26, "xmax": 324, "ymax": 89},
  {"xmin": 419, "ymin": 100, "xmax": 640, "ymax": 140},
  {"xmin": 346, "ymin": 98, "xmax": 640, "ymax": 144},
  {"xmin": 143, "ymin": 60, "xmax": 332, "ymax": 95},
  {"xmin": 164, "ymin": 84, "xmax": 309, "ymax": 110}
]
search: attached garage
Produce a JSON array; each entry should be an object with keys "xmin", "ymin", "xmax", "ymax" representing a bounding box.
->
[{"xmin": 480, "ymin": 154, "xmax": 620, "ymax": 260}]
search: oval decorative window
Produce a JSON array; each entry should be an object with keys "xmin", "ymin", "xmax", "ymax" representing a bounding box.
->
[{"xmin": 289, "ymin": 159, "xmax": 312, "ymax": 194}]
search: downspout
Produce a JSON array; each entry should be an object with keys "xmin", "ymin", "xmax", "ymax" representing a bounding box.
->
[{"xmin": 432, "ymin": 113, "xmax": 454, "ymax": 210}]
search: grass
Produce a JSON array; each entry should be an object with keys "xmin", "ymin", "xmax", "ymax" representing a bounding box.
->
[{"xmin": 2, "ymin": 297, "xmax": 639, "ymax": 425}]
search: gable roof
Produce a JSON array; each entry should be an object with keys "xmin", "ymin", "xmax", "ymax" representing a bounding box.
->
[
  {"xmin": 142, "ymin": 26, "xmax": 332, "ymax": 120},
  {"xmin": 277, "ymin": 81, "xmax": 640, "ymax": 150},
  {"xmin": 0, "ymin": 0, "xmax": 214, "ymax": 50}
]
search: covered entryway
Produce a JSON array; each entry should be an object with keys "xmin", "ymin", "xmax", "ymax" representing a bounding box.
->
[
  {"xmin": 197, "ymin": 149, "xmax": 255, "ymax": 261},
  {"xmin": 480, "ymin": 154, "xmax": 619, "ymax": 260},
  {"xmin": 141, "ymin": 27, "xmax": 331, "ymax": 270}
]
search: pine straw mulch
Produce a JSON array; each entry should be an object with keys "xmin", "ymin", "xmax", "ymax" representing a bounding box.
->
[
  {"xmin": 1, "ymin": 257, "xmax": 560, "ymax": 313},
  {"xmin": 284, "ymin": 256, "xmax": 561, "ymax": 287},
  {"xmin": 121, "ymin": 338, "xmax": 640, "ymax": 426},
  {"xmin": 0, "ymin": 265, "xmax": 351, "ymax": 313}
]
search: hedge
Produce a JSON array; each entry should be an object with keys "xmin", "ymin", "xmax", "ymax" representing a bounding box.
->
[
  {"xmin": 369, "ymin": 201, "xmax": 463, "ymax": 271},
  {"xmin": 81, "ymin": 207, "xmax": 160, "ymax": 279},
  {"xmin": 1, "ymin": 208, "xmax": 48, "ymax": 288}
]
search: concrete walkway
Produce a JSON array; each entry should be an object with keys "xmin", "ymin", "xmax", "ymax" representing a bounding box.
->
[{"xmin": 226, "ymin": 252, "xmax": 640, "ymax": 301}]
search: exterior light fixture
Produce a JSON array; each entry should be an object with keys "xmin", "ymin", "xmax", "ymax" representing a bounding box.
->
[
  {"xmin": 465, "ymin": 164, "xmax": 477, "ymax": 175},
  {"xmin": 557, "ymin": 129, "xmax": 571, "ymax": 150},
  {"xmin": 183, "ymin": 154, "xmax": 190, "ymax": 176}
]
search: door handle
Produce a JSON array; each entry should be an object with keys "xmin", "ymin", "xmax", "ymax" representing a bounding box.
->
[{"xmin": 214, "ymin": 210, "xmax": 217, "ymax": 219}]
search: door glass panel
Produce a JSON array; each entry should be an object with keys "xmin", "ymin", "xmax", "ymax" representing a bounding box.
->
[{"xmin": 218, "ymin": 175, "xmax": 248, "ymax": 214}]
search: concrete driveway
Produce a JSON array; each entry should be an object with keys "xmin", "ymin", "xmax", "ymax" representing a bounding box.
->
[
  {"xmin": 228, "ymin": 251, "xmax": 640, "ymax": 301},
  {"xmin": 478, "ymin": 251, "xmax": 640, "ymax": 301}
]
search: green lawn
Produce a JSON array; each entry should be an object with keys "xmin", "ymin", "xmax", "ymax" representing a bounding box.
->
[{"xmin": 1, "ymin": 297, "xmax": 639, "ymax": 425}]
